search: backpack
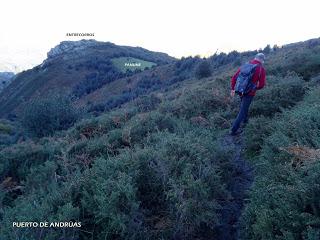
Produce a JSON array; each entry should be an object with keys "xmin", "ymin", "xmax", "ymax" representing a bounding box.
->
[{"xmin": 235, "ymin": 63, "xmax": 260, "ymax": 96}]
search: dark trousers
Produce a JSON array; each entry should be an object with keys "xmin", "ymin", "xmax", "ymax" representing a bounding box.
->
[{"xmin": 231, "ymin": 95, "xmax": 254, "ymax": 133}]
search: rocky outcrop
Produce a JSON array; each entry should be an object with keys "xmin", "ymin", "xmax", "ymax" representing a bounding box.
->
[
  {"xmin": 42, "ymin": 39, "xmax": 175, "ymax": 68},
  {"xmin": 47, "ymin": 39, "xmax": 98, "ymax": 59}
]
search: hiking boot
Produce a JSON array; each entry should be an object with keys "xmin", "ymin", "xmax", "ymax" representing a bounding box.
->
[
  {"xmin": 230, "ymin": 131, "xmax": 239, "ymax": 136},
  {"xmin": 230, "ymin": 129, "xmax": 243, "ymax": 136}
]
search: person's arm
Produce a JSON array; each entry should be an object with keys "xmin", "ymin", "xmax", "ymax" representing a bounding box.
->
[
  {"xmin": 256, "ymin": 67, "xmax": 266, "ymax": 90},
  {"xmin": 231, "ymin": 68, "xmax": 240, "ymax": 90},
  {"xmin": 230, "ymin": 68, "xmax": 240, "ymax": 97}
]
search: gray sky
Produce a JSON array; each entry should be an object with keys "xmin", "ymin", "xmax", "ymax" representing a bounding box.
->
[{"xmin": 1, "ymin": 0, "xmax": 319, "ymax": 72}]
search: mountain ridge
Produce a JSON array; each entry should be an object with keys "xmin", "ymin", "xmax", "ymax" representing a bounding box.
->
[
  {"xmin": 0, "ymin": 40, "xmax": 176, "ymax": 117},
  {"xmin": 0, "ymin": 72, "xmax": 15, "ymax": 93}
]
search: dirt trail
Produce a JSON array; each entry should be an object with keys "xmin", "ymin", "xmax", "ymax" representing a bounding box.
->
[{"xmin": 214, "ymin": 132, "xmax": 254, "ymax": 240}]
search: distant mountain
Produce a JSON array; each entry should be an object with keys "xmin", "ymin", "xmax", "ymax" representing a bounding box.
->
[
  {"xmin": 0, "ymin": 62, "xmax": 22, "ymax": 73},
  {"xmin": 0, "ymin": 40, "xmax": 176, "ymax": 117},
  {"xmin": 43, "ymin": 39, "xmax": 174, "ymax": 67},
  {"xmin": 0, "ymin": 72, "xmax": 15, "ymax": 92}
]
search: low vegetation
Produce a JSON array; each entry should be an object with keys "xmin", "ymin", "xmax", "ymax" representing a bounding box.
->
[
  {"xmin": 241, "ymin": 87, "xmax": 320, "ymax": 240},
  {"xmin": 21, "ymin": 94, "xmax": 82, "ymax": 138},
  {"xmin": 0, "ymin": 38, "xmax": 320, "ymax": 239}
]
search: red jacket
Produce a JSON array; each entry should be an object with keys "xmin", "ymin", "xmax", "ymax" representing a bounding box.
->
[{"xmin": 231, "ymin": 59, "xmax": 266, "ymax": 96}]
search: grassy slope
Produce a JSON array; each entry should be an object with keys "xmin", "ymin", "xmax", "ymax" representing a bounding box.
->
[{"xmin": 111, "ymin": 57, "xmax": 156, "ymax": 72}]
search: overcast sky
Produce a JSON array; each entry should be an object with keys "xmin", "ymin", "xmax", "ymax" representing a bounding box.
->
[{"xmin": 0, "ymin": 0, "xmax": 319, "ymax": 72}]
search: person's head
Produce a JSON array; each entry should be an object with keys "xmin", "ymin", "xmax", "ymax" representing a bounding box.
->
[{"xmin": 254, "ymin": 53, "xmax": 265, "ymax": 63}]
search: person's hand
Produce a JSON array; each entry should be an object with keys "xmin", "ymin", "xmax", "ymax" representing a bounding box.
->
[{"xmin": 230, "ymin": 90, "xmax": 235, "ymax": 97}]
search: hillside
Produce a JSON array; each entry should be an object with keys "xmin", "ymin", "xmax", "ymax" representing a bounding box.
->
[
  {"xmin": 0, "ymin": 38, "xmax": 320, "ymax": 240},
  {"xmin": 0, "ymin": 39, "xmax": 175, "ymax": 117},
  {"xmin": 0, "ymin": 72, "xmax": 14, "ymax": 93}
]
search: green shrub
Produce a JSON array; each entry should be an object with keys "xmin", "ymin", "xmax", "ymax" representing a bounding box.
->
[
  {"xmin": 0, "ymin": 120, "xmax": 19, "ymax": 149},
  {"xmin": 244, "ymin": 116, "xmax": 274, "ymax": 157},
  {"xmin": 241, "ymin": 87, "xmax": 320, "ymax": 239},
  {"xmin": 0, "ymin": 122, "xmax": 11, "ymax": 134},
  {"xmin": 80, "ymin": 155, "xmax": 142, "ymax": 240},
  {"xmin": 69, "ymin": 109, "xmax": 136, "ymax": 140},
  {"xmin": 0, "ymin": 140, "xmax": 58, "ymax": 182},
  {"xmin": 133, "ymin": 129, "xmax": 231, "ymax": 239},
  {"xmin": 0, "ymin": 173, "xmax": 82, "ymax": 240},
  {"xmin": 135, "ymin": 93, "xmax": 162, "ymax": 112},
  {"xmin": 195, "ymin": 60, "xmax": 212, "ymax": 79},
  {"xmin": 250, "ymin": 73, "xmax": 306, "ymax": 117},
  {"xmin": 76, "ymin": 124, "xmax": 232, "ymax": 239},
  {"xmin": 122, "ymin": 111, "xmax": 178, "ymax": 145},
  {"xmin": 84, "ymin": 131, "xmax": 125, "ymax": 158},
  {"xmin": 21, "ymin": 94, "xmax": 81, "ymax": 138},
  {"xmin": 160, "ymin": 86, "xmax": 230, "ymax": 119}
]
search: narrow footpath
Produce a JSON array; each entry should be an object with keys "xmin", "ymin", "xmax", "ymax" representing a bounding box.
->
[{"xmin": 215, "ymin": 132, "xmax": 254, "ymax": 240}]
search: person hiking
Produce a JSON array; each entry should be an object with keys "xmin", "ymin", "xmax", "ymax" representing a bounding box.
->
[{"xmin": 230, "ymin": 53, "xmax": 266, "ymax": 136}]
